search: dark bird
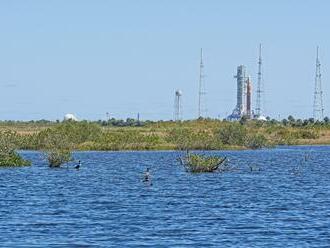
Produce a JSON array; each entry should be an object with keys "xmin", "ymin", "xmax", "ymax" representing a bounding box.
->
[{"xmin": 75, "ymin": 160, "xmax": 81, "ymax": 169}]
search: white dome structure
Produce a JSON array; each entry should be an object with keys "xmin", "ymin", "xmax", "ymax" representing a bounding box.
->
[
  {"xmin": 256, "ymin": 115, "xmax": 267, "ymax": 121},
  {"xmin": 64, "ymin": 113, "xmax": 78, "ymax": 122}
]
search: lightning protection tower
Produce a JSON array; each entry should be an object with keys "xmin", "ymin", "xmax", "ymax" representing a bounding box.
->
[
  {"xmin": 255, "ymin": 44, "xmax": 263, "ymax": 117},
  {"xmin": 198, "ymin": 48, "xmax": 207, "ymax": 118},
  {"xmin": 174, "ymin": 90, "xmax": 183, "ymax": 121},
  {"xmin": 313, "ymin": 46, "xmax": 324, "ymax": 121}
]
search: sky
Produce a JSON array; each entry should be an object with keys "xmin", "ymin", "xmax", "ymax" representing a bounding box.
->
[{"xmin": 0, "ymin": 0, "xmax": 330, "ymax": 121}]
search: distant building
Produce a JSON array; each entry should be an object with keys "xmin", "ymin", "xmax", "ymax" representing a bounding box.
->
[
  {"xmin": 64, "ymin": 113, "xmax": 78, "ymax": 122},
  {"xmin": 227, "ymin": 65, "xmax": 253, "ymax": 120},
  {"xmin": 255, "ymin": 115, "xmax": 267, "ymax": 121}
]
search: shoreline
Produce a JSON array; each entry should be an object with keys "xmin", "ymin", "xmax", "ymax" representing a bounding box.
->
[
  {"xmin": 2, "ymin": 120, "xmax": 330, "ymax": 153},
  {"xmin": 17, "ymin": 144, "xmax": 330, "ymax": 153}
]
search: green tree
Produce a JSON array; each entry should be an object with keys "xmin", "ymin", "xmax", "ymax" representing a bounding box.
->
[
  {"xmin": 282, "ymin": 119, "xmax": 288, "ymax": 126},
  {"xmin": 288, "ymin": 115, "xmax": 295, "ymax": 124}
]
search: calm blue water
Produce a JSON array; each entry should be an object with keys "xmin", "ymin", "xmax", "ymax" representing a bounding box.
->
[{"xmin": 1, "ymin": 146, "xmax": 330, "ymax": 247}]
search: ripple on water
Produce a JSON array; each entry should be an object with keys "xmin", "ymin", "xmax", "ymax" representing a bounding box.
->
[{"xmin": 0, "ymin": 147, "xmax": 330, "ymax": 247}]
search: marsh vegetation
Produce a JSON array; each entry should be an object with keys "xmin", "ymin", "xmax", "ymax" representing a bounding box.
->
[
  {"xmin": 0, "ymin": 117, "xmax": 328, "ymax": 155},
  {"xmin": 0, "ymin": 130, "xmax": 30, "ymax": 167},
  {"xmin": 180, "ymin": 152, "xmax": 227, "ymax": 173}
]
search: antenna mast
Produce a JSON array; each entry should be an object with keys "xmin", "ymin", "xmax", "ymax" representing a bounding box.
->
[
  {"xmin": 198, "ymin": 48, "xmax": 206, "ymax": 118},
  {"xmin": 313, "ymin": 46, "xmax": 324, "ymax": 121},
  {"xmin": 256, "ymin": 44, "xmax": 263, "ymax": 117}
]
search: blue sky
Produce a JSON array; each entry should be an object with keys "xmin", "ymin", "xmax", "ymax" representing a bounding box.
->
[{"xmin": 0, "ymin": 0, "xmax": 329, "ymax": 121}]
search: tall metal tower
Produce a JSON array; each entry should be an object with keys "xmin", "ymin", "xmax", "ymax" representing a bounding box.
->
[
  {"xmin": 313, "ymin": 46, "xmax": 324, "ymax": 121},
  {"xmin": 255, "ymin": 44, "xmax": 263, "ymax": 117},
  {"xmin": 174, "ymin": 90, "xmax": 183, "ymax": 121},
  {"xmin": 198, "ymin": 48, "xmax": 207, "ymax": 118},
  {"xmin": 246, "ymin": 76, "xmax": 252, "ymax": 118}
]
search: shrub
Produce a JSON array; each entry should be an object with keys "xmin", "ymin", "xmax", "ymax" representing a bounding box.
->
[
  {"xmin": 166, "ymin": 128, "xmax": 222, "ymax": 150},
  {"xmin": 166, "ymin": 128, "xmax": 192, "ymax": 150},
  {"xmin": 28, "ymin": 122, "xmax": 102, "ymax": 151},
  {"xmin": 96, "ymin": 130, "xmax": 163, "ymax": 150},
  {"xmin": 37, "ymin": 129, "xmax": 74, "ymax": 167},
  {"xmin": 295, "ymin": 129, "xmax": 319, "ymax": 139},
  {"xmin": 218, "ymin": 124, "xmax": 247, "ymax": 146},
  {"xmin": 0, "ymin": 151, "xmax": 31, "ymax": 167},
  {"xmin": 180, "ymin": 153, "xmax": 227, "ymax": 173},
  {"xmin": 245, "ymin": 133, "xmax": 269, "ymax": 149},
  {"xmin": 0, "ymin": 130, "xmax": 30, "ymax": 167},
  {"xmin": 47, "ymin": 149, "xmax": 72, "ymax": 167}
]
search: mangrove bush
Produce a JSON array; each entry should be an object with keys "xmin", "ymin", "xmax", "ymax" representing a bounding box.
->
[
  {"xmin": 180, "ymin": 153, "xmax": 227, "ymax": 173},
  {"xmin": 0, "ymin": 130, "xmax": 30, "ymax": 167}
]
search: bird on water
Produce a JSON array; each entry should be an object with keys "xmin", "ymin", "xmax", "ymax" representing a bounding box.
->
[
  {"xmin": 75, "ymin": 160, "xmax": 81, "ymax": 169},
  {"xmin": 143, "ymin": 168, "xmax": 151, "ymax": 182}
]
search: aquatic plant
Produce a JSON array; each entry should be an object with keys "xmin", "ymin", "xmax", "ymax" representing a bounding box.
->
[
  {"xmin": 180, "ymin": 153, "xmax": 227, "ymax": 173},
  {"xmin": 0, "ymin": 151, "xmax": 31, "ymax": 167},
  {"xmin": 0, "ymin": 130, "xmax": 30, "ymax": 167},
  {"xmin": 47, "ymin": 149, "xmax": 72, "ymax": 167},
  {"xmin": 38, "ymin": 129, "xmax": 74, "ymax": 167}
]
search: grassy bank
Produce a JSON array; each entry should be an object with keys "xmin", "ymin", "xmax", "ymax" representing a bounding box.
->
[{"xmin": 1, "ymin": 118, "xmax": 330, "ymax": 151}]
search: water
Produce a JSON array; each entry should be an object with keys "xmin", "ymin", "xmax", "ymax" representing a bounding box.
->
[{"xmin": 1, "ymin": 146, "xmax": 330, "ymax": 247}]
